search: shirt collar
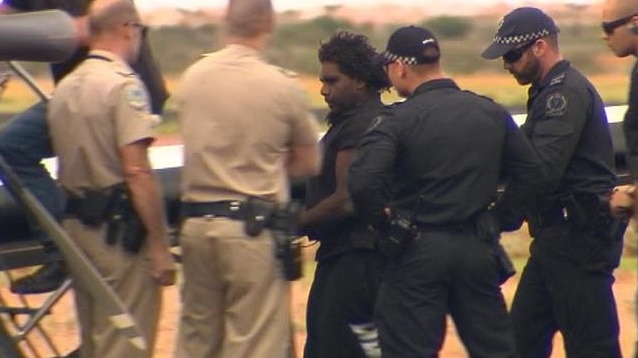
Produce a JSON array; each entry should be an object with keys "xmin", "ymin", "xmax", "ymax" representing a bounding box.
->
[
  {"xmin": 326, "ymin": 95, "xmax": 383, "ymax": 125},
  {"xmin": 532, "ymin": 59, "xmax": 570, "ymax": 91},
  {"xmin": 411, "ymin": 78, "xmax": 459, "ymax": 98},
  {"xmin": 87, "ymin": 50, "xmax": 132, "ymax": 70},
  {"xmin": 224, "ymin": 44, "xmax": 262, "ymax": 58}
]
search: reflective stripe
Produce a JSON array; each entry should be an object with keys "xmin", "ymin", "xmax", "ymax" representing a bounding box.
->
[{"xmin": 349, "ymin": 322, "xmax": 381, "ymax": 358}]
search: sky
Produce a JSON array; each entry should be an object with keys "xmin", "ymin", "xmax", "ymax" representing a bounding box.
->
[{"xmin": 135, "ymin": 0, "xmax": 596, "ymax": 11}]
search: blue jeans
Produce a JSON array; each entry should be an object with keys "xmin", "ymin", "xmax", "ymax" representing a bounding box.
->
[{"xmin": 0, "ymin": 102, "xmax": 65, "ymax": 258}]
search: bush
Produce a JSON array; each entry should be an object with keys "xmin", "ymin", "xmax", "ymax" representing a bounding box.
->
[{"xmin": 422, "ymin": 16, "xmax": 473, "ymax": 39}]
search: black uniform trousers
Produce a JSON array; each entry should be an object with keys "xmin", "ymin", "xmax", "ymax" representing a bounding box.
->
[
  {"xmin": 511, "ymin": 222, "xmax": 624, "ymax": 358},
  {"xmin": 375, "ymin": 226, "xmax": 516, "ymax": 358},
  {"xmin": 304, "ymin": 249, "xmax": 385, "ymax": 358}
]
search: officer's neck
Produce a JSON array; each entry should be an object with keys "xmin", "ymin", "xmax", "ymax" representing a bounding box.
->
[
  {"xmin": 408, "ymin": 74, "xmax": 447, "ymax": 95},
  {"xmin": 90, "ymin": 38, "xmax": 131, "ymax": 64},
  {"xmin": 226, "ymin": 33, "xmax": 270, "ymax": 52},
  {"xmin": 536, "ymin": 53, "xmax": 564, "ymax": 86}
]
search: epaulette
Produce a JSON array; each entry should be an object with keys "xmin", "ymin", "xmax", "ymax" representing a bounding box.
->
[
  {"xmin": 115, "ymin": 71, "xmax": 136, "ymax": 78},
  {"xmin": 275, "ymin": 66, "xmax": 298, "ymax": 78},
  {"xmin": 548, "ymin": 72, "xmax": 566, "ymax": 87},
  {"xmin": 463, "ymin": 89, "xmax": 497, "ymax": 103}
]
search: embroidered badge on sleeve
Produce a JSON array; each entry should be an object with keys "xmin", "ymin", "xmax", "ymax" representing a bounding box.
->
[
  {"xmin": 124, "ymin": 83, "xmax": 149, "ymax": 111},
  {"xmin": 545, "ymin": 92, "xmax": 568, "ymax": 117}
]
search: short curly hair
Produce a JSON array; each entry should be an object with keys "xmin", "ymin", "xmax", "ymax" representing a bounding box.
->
[{"xmin": 318, "ymin": 31, "xmax": 390, "ymax": 92}]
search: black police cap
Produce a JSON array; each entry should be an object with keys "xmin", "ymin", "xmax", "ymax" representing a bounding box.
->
[
  {"xmin": 481, "ymin": 7, "xmax": 559, "ymax": 60},
  {"xmin": 378, "ymin": 25, "xmax": 440, "ymax": 65}
]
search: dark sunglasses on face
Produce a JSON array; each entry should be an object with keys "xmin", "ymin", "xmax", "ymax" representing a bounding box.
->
[
  {"xmin": 602, "ymin": 14, "xmax": 638, "ymax": 35},
  {"xmin": 502, "ymin": 41, "xmax": 536, "ymax": 64},
  {"xmin": 125, "ymin": 22, "xmax": 149, "ymax": 37}
]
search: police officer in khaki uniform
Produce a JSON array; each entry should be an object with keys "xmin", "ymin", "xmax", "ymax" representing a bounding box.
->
[
  {"xmin": 47, "ymin": 1, "xmax": 176, "ymax": 357},
  {"xmin": 175, "ymin": 0, "xmax": 321, "ymax": 357}
]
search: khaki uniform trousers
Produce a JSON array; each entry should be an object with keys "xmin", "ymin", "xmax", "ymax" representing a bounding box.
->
[
  {"xmin": 63, "ymin": 219, "xmax": 161, "ymax": 358},
  {"xmin": 176, "ymin": 217, "xmax": 290, "ymax": 358}
]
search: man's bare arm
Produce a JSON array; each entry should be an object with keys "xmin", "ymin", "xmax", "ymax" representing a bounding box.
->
[
  {"xmin": 119, "ymin": 139, "xmax": 175, "ymax": 286},
  {"xmin": 299, "ymin": 149, "xmax": 355, "ymax": 227}
]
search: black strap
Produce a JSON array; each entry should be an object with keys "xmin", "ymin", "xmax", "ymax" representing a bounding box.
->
[
  {"xmin": 86, "ymin": 54, "xmax": 113, "ymax": 62},
  {"xmin": 181, "ymin": 201, "xmax": 245, "ymax": 220}
]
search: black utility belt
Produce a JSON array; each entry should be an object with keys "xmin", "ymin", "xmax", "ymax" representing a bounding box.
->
[
  {"xmin": 533, "ymin": 207, "xmax": 568, "ymax": 229},
  {"xmin": 182, "ymin": 198, "xmax": 304, "ymax": 281},
  {"xmin": 181, "ymin": 201, "xmax": 246, "ymax": 220},
  {"xmin": 65, "ymin": 184, "xmax": 145, "ymax": 254},
  {"xmin": 532, "ymin": 193, "xmax": 613, "ymax": 232},
  {"xmin": 414, "ymin": 219, "xmax": 476, "ymax": 233}
]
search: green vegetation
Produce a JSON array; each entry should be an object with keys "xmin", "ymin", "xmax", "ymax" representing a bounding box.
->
[
  {"xmin": 422, "ymin": 16, "xmax": 472, "ymax": 39},
  {"xmin": 8, "ymin": 13, "xmax": 633, "ymax": 113}
]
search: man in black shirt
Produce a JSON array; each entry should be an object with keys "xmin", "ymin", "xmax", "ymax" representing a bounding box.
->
[
  {"xmin": 0, "ymin": 0, "xmax": 167, "ymax": 295},
  {"xmin": 348, "ymin": 25, "xmax": 541, "ymax": 357},
  {"xmin": 301, "ymin": 31, "xmax": 389, "ymax": 358},
  {"xmin": 483, "ymin": 7, "xmax": 625, "ymax": 357},
  {"xmin": 602, "ymin": 1, "xmax": 638, "ymax": 356}
]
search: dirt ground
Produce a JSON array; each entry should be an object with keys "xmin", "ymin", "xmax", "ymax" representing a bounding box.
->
[{"xmin": 0, "ymin": 254, "xmax": 636, "ymax": 358}]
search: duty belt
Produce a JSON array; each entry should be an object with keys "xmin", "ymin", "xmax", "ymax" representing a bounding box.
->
[
  {"xmin": 181, "ymin": 201, "xmax": 246, "ymax": 220},
  {"xmin": 530, "ymin": 205, "xmax": 568, "ymax": 231},
  {"xmin": 415, "ymin": 219, "xmax": 476, "ymax": 233}
]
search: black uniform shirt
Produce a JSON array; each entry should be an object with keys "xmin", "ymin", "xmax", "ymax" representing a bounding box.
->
[
  {"xmin": 5, "ymin": 0, "xmax": 168, "ymax": 114},
  {"xmin": 348, "ymin": 79, "xmax": 540, "ymax": 227},
  {"xmin": 305, "ymin": 96, "xmax": 384, "ymax": 260},
  {"xmin": 623, "ymin": 61, "xmax": 638, "ymax": 178},
  {"xmin": 521, "ymin": 60, "xmax": 615, "ymax": 202}
]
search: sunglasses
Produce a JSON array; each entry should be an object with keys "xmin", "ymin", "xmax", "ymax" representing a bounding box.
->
[
  {"xmin": 602, "ymin": 14, "xmax": 638, "ymax": 35},
  {"xmin": 502, "ymin": 41, "xmax": 536, "ymax": 64},
  {"xmin": 125, "ymin": 22, "xmax": 149, "ymax": 37}
]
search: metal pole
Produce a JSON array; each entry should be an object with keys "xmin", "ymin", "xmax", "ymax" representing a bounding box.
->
[{"xmin": 6, "ymin": 61, "xmax": 50, "ymax": 101}]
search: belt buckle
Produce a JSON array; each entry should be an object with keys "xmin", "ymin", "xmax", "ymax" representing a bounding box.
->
[{"xmin": 229, "ymin": 200, "xmax": 242, "ymax": 212}]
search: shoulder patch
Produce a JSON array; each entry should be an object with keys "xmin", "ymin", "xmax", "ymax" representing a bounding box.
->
[
  {"xmin": 123, "ymin": 83, "xmax": 149, "ymax": 111},
  {"xmin": 549, "ymin": 73, "xmax": 566, "ymax": 87},
  {"xmin": 545, "ymin": 92, "xmax": 568, "ymax": 117}
]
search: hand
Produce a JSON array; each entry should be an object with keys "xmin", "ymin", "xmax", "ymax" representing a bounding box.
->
[
  {"xmin": 610, "ymin": 185, "xmax": 635, "ymax": 219},
  {"xmin": 148, "ymin": 244, "xmax": 176, "ymax": 286}
]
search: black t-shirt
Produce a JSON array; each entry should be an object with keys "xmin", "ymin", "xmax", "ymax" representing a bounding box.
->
[
  {"xmin": 305, "ymin": 96, "xmax": 384, "ymax": 260},
  {"xmin": 5, "ymin": 0, "xmax": 168, "ymax": 114},
  {"xmin": 624, "ymin": 61, "xmax": 638, "ymax": 179}
]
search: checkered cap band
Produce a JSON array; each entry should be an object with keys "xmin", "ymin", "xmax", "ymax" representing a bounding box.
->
[
  {"xmin": 383, "ymin": 51, "xmax": 419, "ymax": 65},
  {"xmin": 493, "ymin": 29, "xmax": 550, "ymax": 45}
]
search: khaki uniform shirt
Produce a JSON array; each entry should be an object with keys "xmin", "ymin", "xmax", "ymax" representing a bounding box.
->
[
  {"xmin": 178, "ymin": 44, "xmax": 319, "ymax": 203},
  {"xmin": 48, "ymin": 50, "xmax": 157, "ymax": 195}
]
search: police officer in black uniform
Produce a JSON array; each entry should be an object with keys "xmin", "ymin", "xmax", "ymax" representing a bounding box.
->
[
  {"xmin": 301, "ymin": 31, "xmax": 390, "ymax": 358},
  {"xmin": 482, "ymin": 7, "xmax": 625, "ymax": 357},
  {"xmin": 348, "ymin": 25, "xmax": 541, "ymax": 358}
]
